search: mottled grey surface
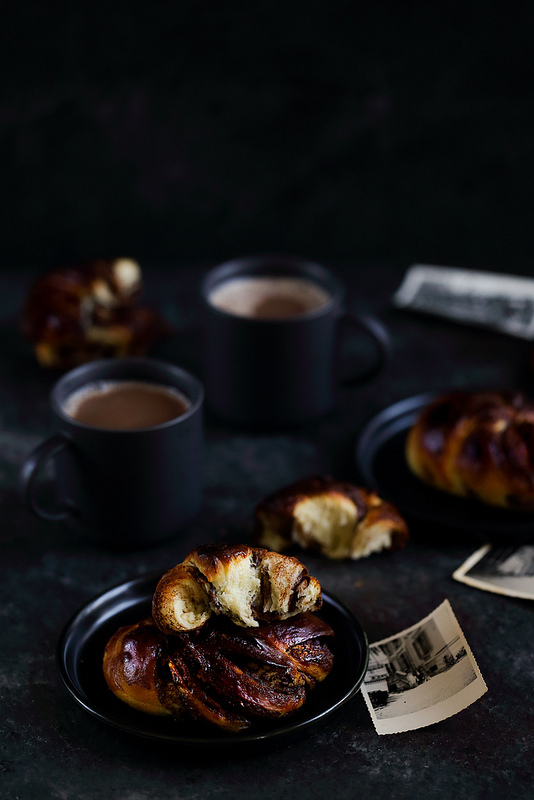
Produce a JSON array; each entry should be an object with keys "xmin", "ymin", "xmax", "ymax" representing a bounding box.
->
[{"xmin": 1, "ymin": 263, "xmax": 533, "ymax": 799}]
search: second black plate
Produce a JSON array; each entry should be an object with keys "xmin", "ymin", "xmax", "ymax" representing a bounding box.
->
[
  {"xmin": 355, "ymin": 392, "xmax": 534, "ymax": 541},
  {"xmin": 57, "ymin": 572, "xmax": 369, "ymax": 751}
]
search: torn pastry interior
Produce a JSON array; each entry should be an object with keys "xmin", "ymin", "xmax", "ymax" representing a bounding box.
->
[
  {"xmin": 152, "ymin": 543, "xmax": 322, "ymax": 634},
  {"xmin": 20, "ymin": 258, "xmax": 168, "ymax": 369},
  {"xmin": 255, "ymin": 476, "xmax": 409, "ymax": 559}
]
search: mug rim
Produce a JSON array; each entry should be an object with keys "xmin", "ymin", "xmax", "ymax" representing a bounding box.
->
[
  {"xmin": 51, "ymin": 357, "xmax": 204, "ymax": 433},
  {"xmin": 201, "ymin": 254, "xmax": 344, "ymax": 323}
]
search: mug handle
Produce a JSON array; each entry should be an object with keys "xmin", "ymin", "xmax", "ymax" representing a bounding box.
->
[
  {"xmin": 19, "ymin": 433, "xmax": 72, "ymax": 521},
  {"xmin": 339, "ymin": 313, "xmax": 391, "ymax": 386}
]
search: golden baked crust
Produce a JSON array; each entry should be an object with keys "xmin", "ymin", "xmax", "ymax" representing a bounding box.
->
[
  {"xmin": 150, "ymin": 563, "xmax": 211, "ymax": 634},
  {"xmin": 103, "ymin": 612, "xmax": 334, "ymax": 732},
  {"xmin": 255, "ymin": 476, "xmax": 409, "ymax": 559},
  {"xmin": 406, "ymin": 391, "xmax": 534, "ymax": 510},
  {"xmin": 152, "ymin": 544, "xmax": 322, "ymax": 634},
  {"xmin": 102, "ymin": 617, "xmax": 171, "ymax": 716}
]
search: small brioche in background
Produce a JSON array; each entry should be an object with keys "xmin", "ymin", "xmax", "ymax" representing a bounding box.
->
[{"xmin": 255, "ymin": 476, "xmax": 409, "ymax": 559}]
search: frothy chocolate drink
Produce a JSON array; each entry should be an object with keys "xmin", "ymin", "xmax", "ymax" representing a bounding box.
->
[
  {"xmin": 208, "ymin": 276, "xmax": 331, "ymax": 319},
  {"xmin": 62, "ymin": 380, "xmax": 190, "ymax": 430}
]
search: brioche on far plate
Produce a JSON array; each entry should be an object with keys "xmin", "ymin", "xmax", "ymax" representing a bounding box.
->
[
  {"xmin": 406, "ymin": 391, "xmax": 534, "ymax": 510},
  {"xmin": 102, "ymin": 545, "xmax": 334, "ymax": 732},
  {"xmin": 255, "ymin": 476, "xmax": 409, "ymax": 559}
]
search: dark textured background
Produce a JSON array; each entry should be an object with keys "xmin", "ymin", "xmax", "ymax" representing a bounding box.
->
[{"xmin": 2, "ymin": 1, "xmax": 533, "ymax": 273}]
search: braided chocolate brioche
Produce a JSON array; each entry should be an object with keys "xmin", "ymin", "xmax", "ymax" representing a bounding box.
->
[
  {"xmin": 152, "ymin": 544, "xmax": 322, "ymax": 634},
  {"xmin": 255, "ymin": 476, "xmax": 409, "ymax": 559},
  {"xmin": 406, "ymin": 391, "xmax": 534, "ymax": 510},
  {"xmin": 103, "ymin": 612, "xmax": 334, "ymax": 732},
  {"xmin": 104, "ymin": 545, "xmax": 336, "ymax": 731}
]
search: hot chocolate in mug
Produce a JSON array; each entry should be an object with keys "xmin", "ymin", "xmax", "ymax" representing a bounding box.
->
[
  {"xmin": 19, "ymin": 358, "xmax": 204, "ymax": 549},
  {"xmin": 201, "ymin": 255, "xmax": 391, "ymax": 428}
]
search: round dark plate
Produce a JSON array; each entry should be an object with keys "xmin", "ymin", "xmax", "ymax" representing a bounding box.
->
[
  {"xmin": 355, "ymin": 392, "xmax": 534, "ymax": 541},
  {"xmin": 56, "ymin": 572, "xmax": 369, "ymax": 750}
]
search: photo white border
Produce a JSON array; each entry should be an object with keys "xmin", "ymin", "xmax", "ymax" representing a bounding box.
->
[
  {"xmin": 453, "ymin": 544, "xmax": 534, "ymax": 600},
  {"xmin": 361, "ymin": 599, "xmax": 487, "ymax": 735}
]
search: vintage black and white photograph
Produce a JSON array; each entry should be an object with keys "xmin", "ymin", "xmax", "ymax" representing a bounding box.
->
[
  {"xmin": 361, "ymin": 600, "xmax": 487, "ymax": 735},
  {"xmin": 393, "ymin": 264, "xmax": 534, "ymax": 340},
  {"xmin": 453, "ymin": 545, "xmax": 534, "ymax": 600}
]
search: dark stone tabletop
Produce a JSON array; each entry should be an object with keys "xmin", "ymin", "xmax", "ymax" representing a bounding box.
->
[{"xmin": 1, "ymin": 261, "xmax": 533, "ymax": 799}]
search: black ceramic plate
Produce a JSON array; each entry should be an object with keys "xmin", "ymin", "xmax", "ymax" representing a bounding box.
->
[
  {"xmin": 57, "ymin": 572, "xmax": 369, "ymax": 749},
  {"xmin": 355, "ymin": 393, "xmax": 534, "ymax": 542}
]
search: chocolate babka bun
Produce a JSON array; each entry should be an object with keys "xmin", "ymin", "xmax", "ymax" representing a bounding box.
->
[
  {"xmin": 103, "ymin": 611, "xmax": 335, "ymax": 732},
  {"xmin": 20, "ymin": 258, "xmax": 166, "ymax": 369}
]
